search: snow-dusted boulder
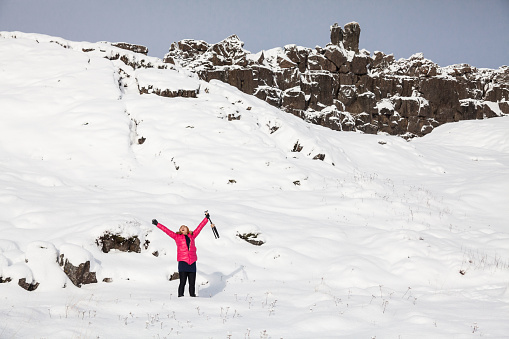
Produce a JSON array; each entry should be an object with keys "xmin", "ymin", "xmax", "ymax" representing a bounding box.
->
[
  {"xmin": 59, "ymin": 244, "xmax": 99, "ymax": 287},
  {"xmin": 25, "ymin": 241, "xmax": 68, "ymax": 290},
  {"xmin": 0, "ymin": 240, "xmax": 36, "ymax": 289},
  {"xmin": 2, "ymin": 264, "xmax": 38, "ymax": 290}
]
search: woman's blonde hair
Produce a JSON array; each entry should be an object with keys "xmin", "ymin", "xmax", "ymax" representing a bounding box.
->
[{"xmin": 177, "ymin": 225, "xmax": 193, "ymax": 235}]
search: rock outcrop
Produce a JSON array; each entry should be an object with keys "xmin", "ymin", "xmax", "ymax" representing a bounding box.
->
[
  {"xmin": 18, "ymin": 278, "xmax": 39, "ymax": 291},
  {"xmin": 61, "ymin": 259, "xmax": 97, "ymax": 287},
  {"xmin": 95, "ymin": 231, "xmax": 149, "ymax": 253},
  {"xmin": 58, "ymin": 250, "xmax": 98, "ymax": 288},
  {"xmin": 3, "ymin": 27, "xmax": 505, "ymax": 137},
  {"xmin": 111, "ymin": 42, "xmax": 148, "ymax": 55},
  {"xmin": 96, "ymin": 232, "xmax": 143, "ymax": 253},
  {"xmin": 163, "ymin": 22, "xmax": 509, "ymax": 137}
]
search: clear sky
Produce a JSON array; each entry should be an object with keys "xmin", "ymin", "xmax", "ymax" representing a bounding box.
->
[{"xmin": 1, "ymin": 0, "xmax": 508, "ymax": 69}]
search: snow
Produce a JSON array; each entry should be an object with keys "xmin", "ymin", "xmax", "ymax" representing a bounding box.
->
[
  {"xmin": 1, "ymin": 33, "xmax": 509, "ymax": 338},
  {"xmin": 25, "ymin": 241, "xmax": 69, "ymax": 290},
  {"xmin": 377, "ymin": 98, "xmax": 395, "ymax": 111},
  {"xmin": 59, "ymin": 244, "xmax": 98, "ymax": 270},
  {"xmin": 136, "ymin": 68, "xmax": 201, "ymax": 94},
  {"xmin": 252, "ymin": 47, "xmax": 284, "ymax": 67}
]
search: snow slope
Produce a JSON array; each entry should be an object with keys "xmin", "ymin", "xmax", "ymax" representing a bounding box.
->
[{"xmin": 1, "ymin": 33, "xmax": 508, "ymax": 338}]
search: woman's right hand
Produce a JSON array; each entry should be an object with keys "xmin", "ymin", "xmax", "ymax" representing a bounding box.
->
[{"xmin": 152, "ymin": 219, "xmax": 158, "ymax": 225}]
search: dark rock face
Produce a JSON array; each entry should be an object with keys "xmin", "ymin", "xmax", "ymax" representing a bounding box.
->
[
  {"xmin": 163, "ymin": 22, "xmax": 508, "ymax": 137},
  {"xmin": 96, "ymin": 232, "xmax": 144, "ymax": 253},
  {"xmin": 343, "ymin": 22, "xmax": 361, "ymax": 53},
  {"xmin": 330, "ymin": 23, "xmax": 343, "ymax": 46},
  {"xmin": 106, "ymin": 52, "xmax": 157, "ymax": 69},
  {"xmin": 59, "ymin": 256, "xmax": 97, "ymax": 287},
  {"xmin": 18, "ymin": 278, "xmax": 39, "ymax": 291},
  {"xmin": 112, "ymin": 42, "xmax": 148, "ymax": 55},
  {"xmin": 0, "ymin": 276, "xmax": 12, "ymax": 283},
  {"xmin": 237, "ymin": 233, "xmax": 264, "ymax": 246}
]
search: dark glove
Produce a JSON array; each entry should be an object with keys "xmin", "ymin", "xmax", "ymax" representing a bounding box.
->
[
  {"xmin": 152, "ymin": 219, "xmax": 158, "ymax": 225},
  {"xmin": 205, "ymin": 211, "xmax": 210, "ymax": 219}
]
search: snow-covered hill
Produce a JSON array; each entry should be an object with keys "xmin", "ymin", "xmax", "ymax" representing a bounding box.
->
[{"xmin": 1, "ymin": 33, "xmax": 508, "ymax": 338}]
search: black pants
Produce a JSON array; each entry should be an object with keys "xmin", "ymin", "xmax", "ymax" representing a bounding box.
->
[{"xmin": 178, "ymin": 271, "xmax": 196, "ymax": 297}]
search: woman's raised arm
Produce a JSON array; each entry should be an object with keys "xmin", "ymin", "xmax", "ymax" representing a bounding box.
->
[
  {"xmin": 152, "ymin": 219, "xmax": 177, "ymax": 239},
  {"xmin": 192, "ymin": 216, "xmax": 209, "ymax": 237}
]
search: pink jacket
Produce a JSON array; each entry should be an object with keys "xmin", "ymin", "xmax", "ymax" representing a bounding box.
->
[{"xmin": 156, "ymin": 217, "xmax": 209, "ymax": 265}]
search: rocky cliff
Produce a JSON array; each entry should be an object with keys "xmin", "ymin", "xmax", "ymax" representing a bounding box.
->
[
  {"xmin": 3, "ymin": 26, "xmax": 506, "ymax": 138},
  {"xmin": 163, "ymin": 22, "xmax": 509, "ymax": 137}
]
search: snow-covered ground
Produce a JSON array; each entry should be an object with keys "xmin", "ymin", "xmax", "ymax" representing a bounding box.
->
[{"xmin": 1, "ymin": 33, "xmax": 508, "ymax": 338}]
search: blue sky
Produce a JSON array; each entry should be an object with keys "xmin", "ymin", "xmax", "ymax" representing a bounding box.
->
[{"xmin": 1, "ymin": 0, "xmax": 508, "ymax": 69}]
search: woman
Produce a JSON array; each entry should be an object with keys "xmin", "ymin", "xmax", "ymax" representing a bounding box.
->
[{"xmin": 152, "ymin": 213, "xmax": 212, "ymax": 297}]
